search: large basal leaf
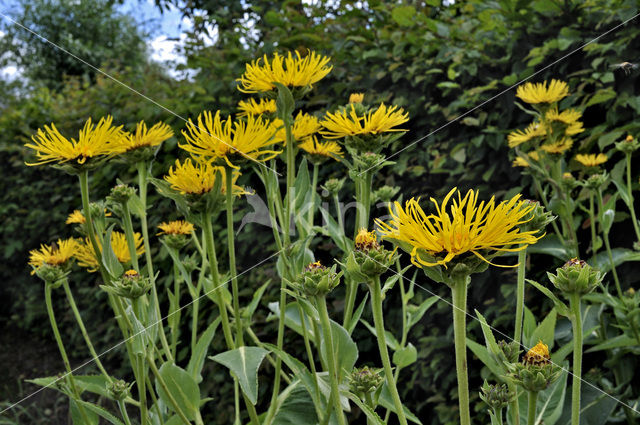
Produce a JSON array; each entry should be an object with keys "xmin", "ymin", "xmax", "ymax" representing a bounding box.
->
[
  {"xmin": 210, "ymin": 346, "xmax": 270, "ymax": 405},
  {"xmin": 155, "ymin": 362, "xmax": 201, "ymax": 420}
]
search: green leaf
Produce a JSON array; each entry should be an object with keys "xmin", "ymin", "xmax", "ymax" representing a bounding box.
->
[
  {"xmin": 26, "ymin": 375, "xmax": 111, "ymax": 399},
  {"xmin": 155, "ymin": 362, "xmax": 201, "ymax": 420},
  {"xmin": 75, "ymin": 400, "xmax": 125, "ymax": 425},
  {"xmin": 318, "ymin": 319, "xmax": 358, "ymax": 380},
  {"xmin": 271, "ymin": 381, "xmax": 319, "ymax": 425},
  {"xmin": 593, "ymin": 248, "xmax": 640, "ymax": 273},
  {"xmin": 586, "ymin": 334, "xmax": 638, "ymax": 352},
  {"xmin": 475, "ymin": 310, "xmax": 501, "ymax": 356},
  {"xmin": 245, "ymin": 280, "xmax": 271, "ymax": 321},
  {"xmin": 527, "ymin": 234, "xmax": 569, "ymax": 260},
  {"xmin": 527, "ymin": 279, "xmax": 570, "ymax": 316},
  {"xmin": 210, "ymin": 346, "xmax": 270, "ymax": 404},
  {"xmin": 586, "ymin": 88, "xmax": 616, "ymax": 107},
  {"xmin": 407, "ymin": 296, "xmax": 439, "ymax": 329},
  {"xmin": 378, "ymin": 383, "xmax": 422, "ymax": 424},
  {"xmin": 600, "ymin": 209, "xmax": 615, "ymax": 234},
  {"xmin": 127, "ymin": 194, "xmax": 145, "ymax": 217},
  {"xmin": 102, "ymin": 224, "xmax": 124, "ymax": 279},
  {"xmin": 187, "ymin": 318, "xmax": 220, "ymax": 383},
  {"xmin": 70, "ymin": 399, "xmax": 99, "ymax": 425},
  {"xmin": 347, "ymin": 393, "xmax": 385, "ymax": 424},
  {"xmin": 531, "ymin": 308, "xmax": 557, "ymax": 350},
  {"xmin": 391, "ymin": 6, "xmax": 416, "ymax": 27},
  {"xmin": 274, "ymin": 82, "xmax": 295, "ymax": 121},
  {"xmin": 345, "ymin": 292, "xmax": 368, "ymax": 335},
  {"xmin": 267, "ymin": 301, "xmax": 317, "ymax": 340},
  {"xmin": 318, "ymin": 206, "xmax": 348, "ymax": 252},
  {"xmin": 466, "ymin": 338, "xmax": 505, "ymax": 379},
  {"xmin": 536, "ymin": 365, "xmax": 568, "ymax": 425},
  {"xmin": 393, "ymin": 343, "xmax": 417, "ymax": 368}
]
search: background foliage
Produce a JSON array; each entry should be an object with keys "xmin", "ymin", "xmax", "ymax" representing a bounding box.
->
[{"xmin": 1, "ymin": 0, "xmax": 640, "ymax": 423}]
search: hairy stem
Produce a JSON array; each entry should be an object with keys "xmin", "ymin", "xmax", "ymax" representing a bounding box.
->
[{"xmin": 451, "ymin": 275, "xmax": 471, "ymax": 425}]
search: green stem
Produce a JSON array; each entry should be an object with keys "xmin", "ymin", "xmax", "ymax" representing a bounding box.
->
[
  {"xmin": 121, "ymin": 202, "xmax": 140, "ymax": 271},
  {"xmin": 625, "ymin": 153, "xmax": 640, "ymax": 244},
  {"xmin": 61, "ymin": 281, "xmax": 111, "ymax": 380},
  {"xmin": 242, "ymin": 392, "xmax": 260, "ymax": 425},
  {"xmin": 202, "ymin": 212, "xmax": 235, "ymax": 349},
  {"xmin": 588, "ymin": 194, "xmax": 598, "ymax": 262},
  {"xmin": 44, "ymin": 283, "xmax": 90, "ymax": 423},
  {"xmin": 307, "ymin": 163, "xmax": 319, "ymax": 227},
  {"xmin": 333, "ymin": 193, "xmax": 345, "ymax": 235},
  {"xmin": 191, "ymin": 295, "xmax": 200, "ymax": 353},
  {"xmin": 316, "ymin": 296, "xmax": 347, "ymax": 425},
  {"xmin": 147, "ymin": 357, "xmax": 191, "ymax": 425},
  {"xmin": 527, "ymin": 391, "xmax": 538, "ymax": 425},
  {"xmin": 533, "ymin": 178, "xmax": 566, "ymax": 248},
  {"xmin": 570, "ymin": 294, "xmax": 583, "ymax": 425},
  {"xmin": 495, "ymin": 407, "xmax": 505, "ymax": 425},
  {"xmin": 117, "ymin": 400, "xmax": 133, "ymax": 425},
  {"xmin": 79, "ymin": 171, "xmax": 105, "ymax": 272},
  {"xmin": 295, "ymin": 301, "xmax": 324, "ymax": 421},
  {"xmin": 509, "ymin": 383, "xmax": 520, "ymax": 425},
  {"xmin": 596, "ymin": 190, "xmax": 623, "ymax": 297},
  {"xmin": 369, "ymin": 276, "xmax": 408, "ymax": 425},
  {"xmin": 451, "ymin": 275, "xmax": 471, "ymax": 425},
  {"xmin": 225, "ymin": 167, "xmax": 243, "ymax": 346},
  {"xmin": 170, "ymin": 263, "xmax": 181, "ymax": 359},
  {"xmin": 134, "ymin": 355, "xmax": 148, "ymax": 425},
  {"xmin": 136, "ymin": 161, "xmax": 172, "ymax": 361},
  {"xmin": 514, "ymin": 249, "xmax": 527, "ymax": 345},
  {"xmin": 359, "ymin": 169, "xmax": 373, "ymax": 231}
]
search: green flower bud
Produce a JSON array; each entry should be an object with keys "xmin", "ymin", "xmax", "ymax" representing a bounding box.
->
[
  {"xmin": 349, "ymin": 366, "xmax": 383, "ymax": 395},
  {"xmin": 562, "ymin": 172, "xmax": 580, "ymax": 191},
  {"xmin": 345, "ymin": 229, "xmax": 397, "ymax": 283},
  {"xmin": 107, "ymin": 379, "xmax": 132, "ymax": 401},
  {"xmin": 615, "ymin": 135, "xmax": 640, "ymax": 154},
  {"xmin": 101, "ymin": 270, "xmax": 152, "ymax": 299},
  {"xmin": 35, "ymin": 264, "xmax": 68, "ymax": 288},
  {"xmin": 373, "ymin": 185, "xmax": 400, "ymax": 203},
  {"xmin": 322, "ymin": 178, "xmax": 345, "ymax": 196},
  {"xmin": 162, "ymin": 234, "xmax": 190, "ymax": 250},
  {"xmin": 108, "ymin": 184, "xmax": 137, "ymax": 204},
  {"xmin": 509, "ymin": 341, "xmax": 561, "ymax": 392},
  {"xmin": 295, "ymin": 261, "xmax": 342, "ymax": 297},
  {"xmin": 583, "ymin": 173, "xmax": 609, "ymax": 191},
  {"xmin": 88, "ymin": 202, "xmax": 107, "ymax": 221},
  {"xmin": 495, "ymin": 340, "xmax": 521, "ymax": 365},
  {"xmin": 547, "ymin": 258, "xmax": 603, "ymax": 296},
  {"xmin": 352, "ymin": 152, "xmax": 386, "ymax": 171},
  {"xmin": 479, "ymin": 380, "xmax": 514, "ymax": 411},
  {"xmin": 520, "ymin": 200, "xmax": 556, "ymax": 234}
]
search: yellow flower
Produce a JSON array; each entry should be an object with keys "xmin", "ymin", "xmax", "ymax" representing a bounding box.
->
[
  {"xmin": 164, "ymin": 158, "xmax": 248, "ymax": 196},
  {"xmin": 157, "ymin": 220, "xmax": 195, "ymax": 235},
  {"xmin": 355, "ymin": 228, "xmax": 379, "ymax": 251},
  {"xmin": 376, "ymin": 188, "xmax": 541, "ymax": 268},
  {"xmin": 540, "ymin": 138, "xmax": 573, "ymax": 154},
  {"xmin": 116, "ymin": 121, "xmax": 174, "ymax": 153},
  {"xmin": 237, "ymin": 98, "xmax": 277, "ymax": 116},
  {"xmin": 507, "ymin": 122, "xmax": 546, "ymax": 148},
  {"xmin": 349, "ymin": 93, "xmax": 365, "ymax": 104},
  {"xmin": 180, "ymin": 111, "xmax": 281, "ymax": 168},
  {"xmin": 66, "ymin": 209, "xmax": 112, "ymax": 224},
  {"xmin": 299, "ymin": 136, "xmax": 343, "ymax": 160},
  {"xmin": 237, "ymin": 50, "xmax": 332, "ymax": 93},
  {"xmin": 626, "ymin": 135, "xmax": 634, "ymax": 142},
  {"xmin": 273, "ymin": 111, "xmax": 322, "ymax": 144},
  {"xmin": 575, "ymin": 153, "xmax": 608, "ymax": 167},
  {"xmin": 512, "ymin": 151, "xmax": 540, "ymax": 167},
  {"xmin": 29, "ymin": 238, "xmax": 78, "ymax": 271},
  {"xmin": 516, "ymin": 79, "xmax": 569, "ymax": 104},
  {"xmin": 25, "ymin": 116, "xmax": 125, "ymax": 166},
  {"xmin": 545, "ymin": 108, "xmax": 584, "ymax": 136},
  {"xmin": 75, "ymin": 232, "xmax": 144, "ymax": 272},
  {"xmin": 320, "ymin": 103, "xmax": 409, "ymax": 139},
  {"xmin": 523, "ymin": 340, "xmax": 550, "ymax": 366}
]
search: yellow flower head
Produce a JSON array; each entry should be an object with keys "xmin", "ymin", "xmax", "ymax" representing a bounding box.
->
[
  {"xmin": 157, "ymin": 220, "xmax": 195, "ymax": 235},
  {"xmin": 124, "ymin": 269, "xmax": 139, "ymax": 277},
  {"xmin": 298, "ymin": 136, "xmax": 343, "ymax": 160},
  {"xmin": 180, "ymin": 111, "xmax": 281, "ymax": 168},
  {"xmin": 237, "ymin": 50, "xmax": 332, "ymax": 93},
  {"xmin": 523, "ymin": 340, "xmax": 550, "ymax": 366},
  {"xmin": 117, "ymin": 121, "xmax": 174, "ymax": 153},
  {"xmin": 25, "ymin": 116, "xmax": 125, "ymax": 166},
  {"xmin": 376, "ymin": 188, "xmax": 542, "ymax": 268},
  {"xmin": 29, "ymin": 238, "xmax": 78, "ymax": 271},
  {"xmin": 626, "ymin": 135, "xmax": 634, "ymax": 142},
  {"xmin": 355, "ymin": 228, "xmax": 379, "ymax": 252},
  {"xmin": 512, "ymin": 151, "xmax": 540, "ymax": 167},
  {"xmin": 75, "ymin": 232, "xmax": 144, "ymax": 272},
  {"xmin": 545, "ymin": 108, "xmax": 584, "ymax": 136},
  {"xmin": 507, "ymin": 122, "xmax": 546, "ymax": 148},
  {"xmin": 164, "ymin": 158, "xmax": 248, "ymax": 196},
  {"xmin": 237, "ymin": 98, "xmax": 277, "ymax": 116},
  {"xmin": 349, "ymin": 93, "xmax": 365, "ymax": 104},
  {"xmin": 273, "ymin": 111, "xmax": 322, "ymax": 144},
  {"xmin": 320, "ymin": 103, "xmax": 409, "ymax": 139},
  {"xmin": 516, "ymin": 80, "xmax": 569, "ymax": 104},
  {"xmin": 66, "ymin": 209, "xmax": 112, "ymax": 224},
  {"xmin": 575, "ymin": 153, "xmax": 607, "ymax": 167},
  {"xmin": 540, "ymin": 138, "xmax": 573, "ymax": 154}
]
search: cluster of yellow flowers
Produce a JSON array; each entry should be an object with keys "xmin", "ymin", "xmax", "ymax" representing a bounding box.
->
[{"xmin": 509, "ymin": 79, "xmax": 607, "ymax": 169}]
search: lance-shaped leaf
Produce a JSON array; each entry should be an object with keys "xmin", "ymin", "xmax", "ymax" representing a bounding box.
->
[{"xmin": 210, "ymin": 346, "xmax": 270, "ymax": 404}]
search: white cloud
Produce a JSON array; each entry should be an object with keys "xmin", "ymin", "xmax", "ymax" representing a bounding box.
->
[{"xmin": 149, "ymin": 34, "xmax": 186, "ymax": 63}]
